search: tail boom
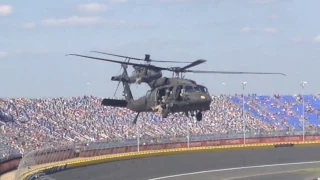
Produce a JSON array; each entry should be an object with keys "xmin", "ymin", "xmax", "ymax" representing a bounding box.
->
[{"xmin": 102, "ymin": 99, "xmax": 128, "ymax": 107}]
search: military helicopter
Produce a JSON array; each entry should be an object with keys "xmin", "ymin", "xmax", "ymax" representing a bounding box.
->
[{"xmin": 66, "ymin": 53, "xmax": 286, "ymax": 124}]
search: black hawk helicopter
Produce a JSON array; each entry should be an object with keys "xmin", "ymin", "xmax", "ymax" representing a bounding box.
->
[{"xmin": 67, "ymin": 53, "xmax": 286, "ymax": 124}]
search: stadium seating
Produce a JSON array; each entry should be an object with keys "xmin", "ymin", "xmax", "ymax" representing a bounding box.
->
[{"xmin": 1, "ymin": 94, "xmax": 320, "ymax": 158}]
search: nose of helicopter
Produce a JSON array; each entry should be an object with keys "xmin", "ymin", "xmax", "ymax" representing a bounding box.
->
[{"xmin": 190, "ymin": 93, "xmax": 212, "ymax": 106}]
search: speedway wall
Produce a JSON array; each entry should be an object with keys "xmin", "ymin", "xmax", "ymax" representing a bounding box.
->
[
  {"xmin": 2, "ymin": 132, "xmax": 319, "ymax": 180},
  {"xmin": 0, "ymin": 154, "xmax": 21, "ymax": 175}
]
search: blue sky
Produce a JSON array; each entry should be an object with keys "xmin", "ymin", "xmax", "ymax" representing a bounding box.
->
[{"xmin": 0, "ymin": 0, "xmax": 320, "ymax": 98}]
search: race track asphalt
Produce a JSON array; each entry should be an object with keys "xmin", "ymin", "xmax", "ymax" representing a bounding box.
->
[{"xmin": 50, "ymin": 145, "xmax": 320, "ymax": 180}]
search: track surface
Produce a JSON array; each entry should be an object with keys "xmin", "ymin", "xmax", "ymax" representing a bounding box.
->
[
  {"xmin": 51, "ymin": 145, "xmax": 320, "ymax": 180},
  {"xmin": 150, "ymin": 162, "xmax": 320, "ymax": 180}
]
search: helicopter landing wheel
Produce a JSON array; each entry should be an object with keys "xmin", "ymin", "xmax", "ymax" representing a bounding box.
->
[
  {"xmin": 162, "ymin": 108, "xmax": 169, "ymax": 118},
  {"xmin": 190, "ymin": 111, "xmax": 196, "ymax": 117},
  {"xmin": 185, "ymin": 111, "xmax": 189, "ymax": 117},
  {"xmin": 196, "ymin": 111, "xmax": 202, "ymax": 121}
]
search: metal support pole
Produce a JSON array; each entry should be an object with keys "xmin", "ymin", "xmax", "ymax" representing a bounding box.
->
[
  {"xmin": 187, "ymin": 122, "xmax": 190, "ymax": 148},
  {"xmin": 221, "ymin": 83, "xmax": 226, "ymax": 138},
  {"xmin": 302, "ymin": 93, "xmax": 305, "ymax": 142},
  {"xmin": 300, "ymin": 81, "xmax": 307, "ymax": 142},
  {"xmin": 242, "ymin": 82, "xmax": 247, "ymax": 145},
  {"xmin": 137, "ymin": 122, "xmax": 140, "ymax": 152},
  {"xmin": 222, "ymin": 97, "xmax": 224, "ymax": 136},
  {"xmin": 242, "ymin": 91, "xmax": 245, "ymax": 145}
]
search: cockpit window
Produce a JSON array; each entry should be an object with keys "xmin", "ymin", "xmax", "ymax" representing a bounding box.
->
[
  {"xmin": 194, "ymin": 85, "xmax": 208, "ymax": 93},
  {"xmin": 146, "ymin": 90, "xmax": 151, "ymax": 97},
  {"xmin": 184, "ymin": 86, "xmax": 194, "ymax": 93}
]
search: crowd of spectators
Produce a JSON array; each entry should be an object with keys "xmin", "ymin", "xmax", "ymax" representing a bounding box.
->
[{"xmin": 1, "ymin": 94, "xmax": 319, "ymax": 159}]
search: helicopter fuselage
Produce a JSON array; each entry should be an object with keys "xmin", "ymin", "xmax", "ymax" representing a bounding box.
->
[
  {"xmin": 104, "ymin": 82, "xmax": 212, "ymax": 119},
  {"xmin": 128, "ymin": 91, "xmax": 211, "ymax": 113}
]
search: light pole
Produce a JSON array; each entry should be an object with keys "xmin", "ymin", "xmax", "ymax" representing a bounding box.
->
[
  {"xmin": 221, "ymin": 83, "xmax": 226, "ymax": 135},
  {"xmin": 136, "ymin": 118, "xmax": 140, "ymax": 152},
  {"xmin": 222, "ymin": 83, "xmax": 226, "ymax": 112},
  {"xmin": 187, "ymin": 121, "xmax": 190, "ymax": 148},
  {"xmin": 300, "ymin": 81, "xmax": 307, "ymax": 142},
  {"xmin": 86, "ymin": 82, "xmax": 90, "ymax": 96},
  {"xmin": 242, "ymin": 81, "xmax": 247, "ymax": 144}
]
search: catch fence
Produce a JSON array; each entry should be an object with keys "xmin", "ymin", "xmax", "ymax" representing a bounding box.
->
[{"xmin": 10, "ymin": 130, "xmax": 320, "ymax": 180}]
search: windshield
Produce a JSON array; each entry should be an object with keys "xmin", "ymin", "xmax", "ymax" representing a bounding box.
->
[
  {"xmin": 146, "ymin": 90, "xmax": 151, "ymax": 97},
  {"xmin": 184, "ymin": 86, "xmax": 195, "ymax": 93},
  {"xmin": 194, "ymin": 85, "xmax": 208, "ymax": 93}
]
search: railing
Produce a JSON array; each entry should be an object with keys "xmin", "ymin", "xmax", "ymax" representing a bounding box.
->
[
  {"xmin": 0, "ymin": 154, "xmax": 22, "ymax": 176},
  {"xmin": 1, "ymin": 130, "xmax": 320, "ymax": 179}
]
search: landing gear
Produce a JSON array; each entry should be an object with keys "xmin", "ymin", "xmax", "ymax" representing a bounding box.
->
[
  {"xmin": 188, "ymin": 111, "xmax": 202, "ymax": 121},
  {"xmin": 196, "ymin": 111, "xmax": 202, "ymax": 121},
  {"xmin": 185, "ymin": 111, "xmax": 189, "ymax": 117},
  {"xmin": 162, "ymin": 108, "xmax": 169, "ymax": 118}
]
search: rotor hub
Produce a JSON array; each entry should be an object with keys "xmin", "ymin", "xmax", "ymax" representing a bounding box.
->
[
  {"xmin": 145, "ymin": 54, "xmax": 151, "ymax": 61},
  {"xmin": 169, "ymin": 67, "xmax": 181, "ymax": 71}
]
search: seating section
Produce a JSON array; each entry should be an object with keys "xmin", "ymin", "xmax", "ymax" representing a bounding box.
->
[
  {"xmin": 231, "ymin": 94, "xmax": 320, "ymax": 130},
  {"xmin": 1, "ymin": 94, "xmax": 320, "ymax": 158}
]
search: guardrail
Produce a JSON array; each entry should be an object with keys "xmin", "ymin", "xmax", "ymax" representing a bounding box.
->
[
  {"xmin": 0, "ymin": 154, "xmax": 22, "ymax": 176},
  {"xmin": 0, "ymin": 131, "xmax": 296, "ymax": 175},
  {"xmin": 9, "ymin": 133, "xmax": 320, "ymax": 180}
]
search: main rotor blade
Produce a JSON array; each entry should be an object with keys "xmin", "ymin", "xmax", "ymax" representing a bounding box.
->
[
  {"xmin": 91, "ymin": 51, "xmax": 193, "ymax": 63},
  {"xmin": 66, "ymin": 54, "xmax": 169, "ymax": 70},
  {"xmin": 150, "ymin": 59, "xmax": 194, "ymax": 63},
  {"xmin": 179, "ymin": 59, "xmax": 207, "ymax": 71},
  {"xmin": 187, "ymin": 70, "xmax": 286, "ymax": 76},
  {"xmin": 91, "ymin": 51, "xmax": 142, "ymax": 61}
]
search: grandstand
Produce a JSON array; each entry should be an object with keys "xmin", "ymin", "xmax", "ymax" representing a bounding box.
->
[{"xmin": 1, "ymin": 94, "xmax": 320, "ymax": 160}]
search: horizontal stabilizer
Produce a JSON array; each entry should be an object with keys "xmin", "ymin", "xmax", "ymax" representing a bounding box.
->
[{"xmin": 101, "ymin": 99, "xmax": 128, "ymax": 107}]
